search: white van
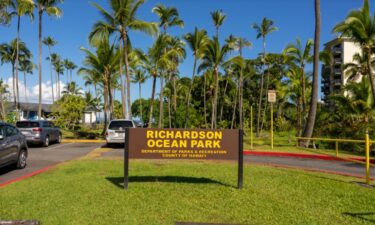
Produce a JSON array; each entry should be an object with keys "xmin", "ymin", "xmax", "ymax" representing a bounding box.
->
[{"xmin": 105, "ymin": 119, "xmax": 135, "ymax": 145}]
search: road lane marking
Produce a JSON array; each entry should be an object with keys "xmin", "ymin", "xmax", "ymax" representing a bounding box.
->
[{"xmin": 42, "ymin": 143, "xmax": 75, "ymax": 151}]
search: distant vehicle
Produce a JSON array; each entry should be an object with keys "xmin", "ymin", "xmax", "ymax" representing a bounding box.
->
[
  {"xmin": 106, "ymin": 119, "xmax": 135, "ymax": 145},
  {"xmin": 16, "ymin": 121, "xmax": 62, "ymax": 147},
  {"xmin": 0, "ymin": 122, "xmax": 28, "ymax": 169}
]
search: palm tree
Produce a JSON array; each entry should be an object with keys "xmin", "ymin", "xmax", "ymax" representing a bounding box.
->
[
  {"xmin": 198, "ymin": 37, "xmax": 230, "ymax": 129},
  {"xmin": 183, "ymin": 27, "xmax": 208, "ymax": 128},
  {"xmin": 50, "ymin": 53, "xmax": 62, "ymax": 99},
  {"xmin": 152, "ymin": 4, "xmax": 184, "ymax": 128},
  {"xmin": 152, "ymin": 4, "xmax": 184, "ymax": 34},
  {"xmin": 332, "ymin": 77, "xmax": 375, "ymax": 133},
  {"xmin": 166, "ymin": 37, "xmax": 185, "ymax": 128},
  {"xmin": 344, "ymin": 52, "xmax": 375, "ymax": 82},
  {"xmin": 67, "ymin": 61, "xmax": 77, "ymax": 82},
  {"xmin": 79, "ymin": 38, "xmax": 120, "ymax": 133},
  {"xmin": 131, "ymin": 69, "xmax": 147, "ymax": 123},
  {"xmin": 0, "ymin": 0, "xmax": 12, "ymax": 25},
  {"xmin": 333, "ymin": 0, "xmax": 375, "ymax": 101},
  {"xmin": 286, "ymin": 67, "xmax": 304, "ymax": 136},
  {"xmin": 232, "ymin": 37, "xmax": 252, "ymax": 130},
  {"xmin": 63, "ymin": 58, "xmax": 70, "ymax": 83},
  {"xmin": 43, "ymin": 36, "xmax": 57, "ymax": 102},
  {"xmin": 36, "ymin": 0, "xmax": 63, "ymax": 119},
  {"xmin": 302, "ymin": 0, "xmax": 321, "ymax": 143},
  {"xmin": 252, "ymin": 17, "xmax": 278, "ymax": 136},
  {"xmin": 18, "ymin": 57, "xmax": 33, "ymax": 104},
  {"xmin": 0, "ymin": 39, "xmax": 31, "ymax": 112},
  {"xmin": 284, "ymin": 38, "xmax": 313, "ymax": 116},
  {"xmin": 146, "ymin": 35, "xmax": 174, "ymax": 128},
  {"xmin": 62, "ymin": 81, "xmax": 82, "ymax": 96},
  {"xmin": 8, "ymin": 0, "xmax": 34, "ymax": 116},
  {"xmin": 89, "ymin": 0, "xmax": 158, "ymax": 119},
  {"xmin": 210, "ymin": 10, "xmax": 226, "ymax": 39}
]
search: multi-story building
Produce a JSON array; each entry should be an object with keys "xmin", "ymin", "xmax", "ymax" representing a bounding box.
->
[{"xmin": 321, "ymin": 38, "xmax": 362, "ymax": 103}]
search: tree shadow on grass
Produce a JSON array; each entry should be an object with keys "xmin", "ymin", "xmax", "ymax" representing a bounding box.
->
[
  {"xmin": 343, "ymin": 212, "xmax": 375, "ymax": 223},
  {"xmin": 106, "ymin": 176, "xmax": 234, "ymax": 189}
]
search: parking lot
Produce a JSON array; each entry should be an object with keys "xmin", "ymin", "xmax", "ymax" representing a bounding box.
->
[{"xmin": 0, "ymin": 142, "xmax": 102, "ymax": 185}]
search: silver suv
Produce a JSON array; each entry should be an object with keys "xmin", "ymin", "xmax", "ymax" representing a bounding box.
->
[
  {"xmin": 0, "ymin": 122, "xmax": 28, "ymax": 169},
  {"xmin": 105, "ymin": 119, "xmax": 135, "ymax": 145},
  {"xmin": 16, "ymin": 121, "xmax": 62, "ymax": 147}
]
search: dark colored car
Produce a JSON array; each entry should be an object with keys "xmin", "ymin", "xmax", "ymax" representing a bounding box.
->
[
  {"xmin": 0, "ymin": 122, "xmax": 28, "ymax": 169},
  {"xmin": 16, "ymin": 120, "xmax": 62, "ymax": 147}
]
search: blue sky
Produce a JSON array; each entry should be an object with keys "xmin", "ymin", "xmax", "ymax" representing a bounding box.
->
[{"xmin": 0, "ymin": 0, "xmax": 371, "ymax": 103}]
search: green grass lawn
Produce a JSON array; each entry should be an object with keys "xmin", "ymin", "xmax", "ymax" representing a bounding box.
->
[{"xmin": 1, "ymin": 159, "xmax": 374, "ymax": 225}]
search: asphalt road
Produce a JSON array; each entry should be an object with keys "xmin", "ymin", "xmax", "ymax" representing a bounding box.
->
[
  {"xmin": 102, "ymin": 148, "xmax": 371, "ymax": 179},
  {"xmin": 1, "ymin": 144, "xmax": 371, "ymax": 186},
  {"xmin": 0, "ymin": 142, "xmax": 102, "ymax": 184}
]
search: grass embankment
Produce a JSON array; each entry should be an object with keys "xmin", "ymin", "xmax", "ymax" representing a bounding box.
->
[{"xmin": 1, "ymin": 159, "xmax": 374, "ymax": 225}]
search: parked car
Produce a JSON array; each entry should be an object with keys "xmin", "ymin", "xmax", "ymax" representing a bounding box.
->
[
  {"xmin": 106, "ymin": 119, "xmax": 135, "ymax": 145},
  {"xmin": 0, "ymin": 122, "xmax": 28, "ymax": 169},
  {"xmin": 16, "ymin": 121, "xmax": 62, "ymax": 147}
]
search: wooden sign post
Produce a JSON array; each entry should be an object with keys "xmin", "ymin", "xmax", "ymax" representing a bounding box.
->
[
  {"xmin": 268, "ymin": 90, "xmax": 276, "ymax": 149},
  {"xmin": 124, "ymin": 128, "xmax": 243, "ymax": 189}
]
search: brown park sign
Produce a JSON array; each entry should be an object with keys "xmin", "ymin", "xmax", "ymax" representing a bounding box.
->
[
  {"xmin": 124, "ymin": 128, "xmax": 244, "ymax": 189},
  {"xmin": 127, "ymin": 128, "xmax": 239, "ymax": 160}
]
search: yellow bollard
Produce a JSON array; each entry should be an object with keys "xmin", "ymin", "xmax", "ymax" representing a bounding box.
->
[
  {"xmin": 335, "ymin": 141, "xmax": 339, "ymax": 157},
  {"xmin": 365, "ymin": 133, "xmax": 370, "ymax": 185},
  {"xmin": 250, "ymin": 105, "xmax": 253, "ymax": 150}
]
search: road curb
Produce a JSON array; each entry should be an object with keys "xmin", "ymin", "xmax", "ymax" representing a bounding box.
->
[
  {"xmin": 0, "ymin": 164, "xmax": 57, "ymax": 188},
  {"xmin": 244, "ymin": 150, "xmax": 375, "ymax": 164}
]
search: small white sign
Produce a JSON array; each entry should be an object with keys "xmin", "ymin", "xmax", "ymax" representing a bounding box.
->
[{"xmin": 268, "ymin": 90, "xmax": 276, "ymax": 103}]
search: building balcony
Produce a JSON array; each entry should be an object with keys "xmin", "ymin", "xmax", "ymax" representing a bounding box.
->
[
  {"xmin": 334, "ymin": 58, "xmax": 342, "ymax": 65},
  {"xmin": 333, "ymin": 79, "xmax": 342, "ymax": 86},
  {"xmin": 333, "ymin": 47, "xmax": 342, "ymax": 54},
  {"xmin": 334, "ymin": 68, "xmax": 342, "ymax": 74}
]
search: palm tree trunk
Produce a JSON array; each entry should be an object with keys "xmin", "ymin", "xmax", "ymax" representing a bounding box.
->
[
  {"xmin": 185, "ymin": 57, "xmax": 197, "ymax": 128},
  {"xmin": 122, "ymin": 31, "xmax": 132, "ymax": 119},
  {"xmin": 24, "ymin": 71, "xmax": 27, "ymax": 104},
  {"xmin": 119, "ymin": 41, "xmax": 126, "ymax": 118},
  {"xmin": 219, "ymin": 77, "xmax": 229, "ymax": 122},
  {"xmin": 16, "ymin": 15, "xmax": 21, "ymax": 118},
  {"xmin": 168, "ymin": 96, "xmax": 171, "ymax": 128},
  {"xmin": 58, "ymin": 73, "xmax": 61, "ymax": 99},
  {"xmin": 203, "ymin": 74, "xmax": 207, "ymax": 128},
  {"xmin": 107, "ymin": 74, "xmax": 113, "ymax": 120},
  {"xmin": 158, "ymin": 73, "xmax": 164, "ymax": 128},
  {"xmin": 48, "ymin": 48, "xmax": 54, "ymax": 103},
  {"xmin": 239, "ymin": 70, "xmax": 244, "ymax": 130},
  {"xmin": 301, "ymin": 66, "xmax": 306, "ymax": 115},
  {"xmin": 172, "ymin": 75, "xmax": 177, "ymax": 128},
  {"xmin": 256, "ymin": 37, "xmax": 266, "ymax": 137},
  {"xmin": 38, "ymin": 7, "xmax": 43, "ymax": 119},
  {"xmin": 0, "ymin": 94, "xmax": 5, "ymax": 121},
  {"xmin": 231, "ymin": 82, "xmax": 238, "ymax": 129},
  {"xmin": 260, "ymin": 71, "xmax": 270, "ymax": 132},
  {"xmin": 102, "ymin": 85, "xmax": 109, "ymax": 135},
  {"xmin": 139, "ymin": 83, "xmax": 142, "ymax": 122},
  {"xmin": 297, "ymin": 98, "xmax": 302, "ymax": 136},
  {"xmin": 12, "ymin": 64, "xmax": 16, "ymax": 108},
  {"xmin": 211, "ymin": 68, "xmax": 219, "ymax": 129},
  {"xmin": 302, "ymin": 0, "xmax": 321, "ymax": 146},
  {"xmin": 148, "ymin": 75, "xmax": 157, "ymax": 128}
]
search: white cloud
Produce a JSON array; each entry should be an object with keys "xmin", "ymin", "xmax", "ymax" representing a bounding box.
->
[{"xmin": 6, "ymin": 77, "xmax": 67, "ymax": 104}]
